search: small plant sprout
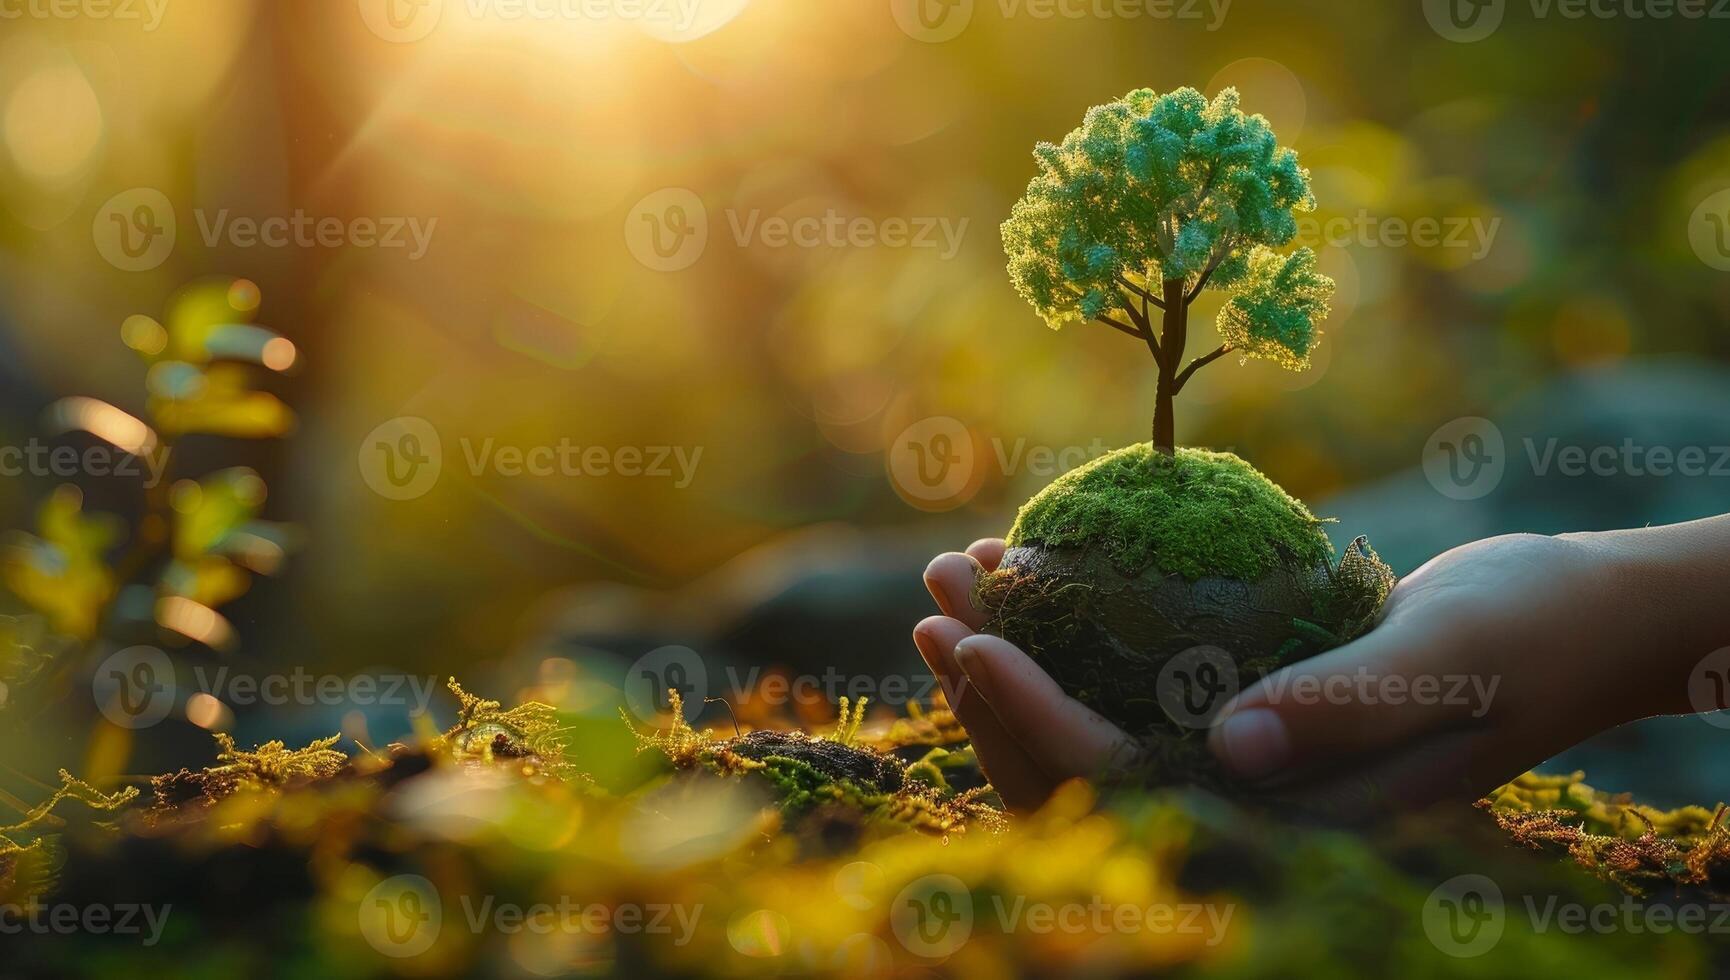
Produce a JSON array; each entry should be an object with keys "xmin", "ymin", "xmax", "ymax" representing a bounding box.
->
[{"xmin": 1002, "ymin": 86, "xmax": 1336, "ymax": 454}]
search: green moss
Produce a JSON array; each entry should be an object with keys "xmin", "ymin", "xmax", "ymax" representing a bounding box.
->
[{"xmin": 1005, "ymin": 444, "xmax": 1333, "ymax": 581}]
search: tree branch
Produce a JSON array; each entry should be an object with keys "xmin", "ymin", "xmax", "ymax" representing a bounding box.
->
[
  {"xmin": 1094, "ymin": 314, "xmax": 1142, "ymax": 340},
  {"xmin": 1185, "ymin": 265, "xmax": 1217, "ymax": 304},
  {"xmin": 1173, "ymin": 344, "xmax": 1233, "ymax": 393},
  {"xmin": 1118, "ymin": 292, "xmax": 1150, "ymax": 334},
  {"xmin": 1116, "ymin": 275, "xmax": 1166, "ymax": 311},
  {"xmin": 1185, "ymin": 244, "xmax": 1232, "ymax": 304}
]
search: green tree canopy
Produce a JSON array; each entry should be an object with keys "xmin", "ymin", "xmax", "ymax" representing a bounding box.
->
[{"xmin": 1002, "ymin": 87, "xmax": 1334, "ymax": 375}]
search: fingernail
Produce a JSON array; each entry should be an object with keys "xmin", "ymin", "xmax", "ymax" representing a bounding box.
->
[
  {"xmin": 1210, "ymin": 708, "xmax": 1291, "ymax": 781},
  {"xmin": 953, "ymin": 639, "xmax": 995, "ymax": 703}
]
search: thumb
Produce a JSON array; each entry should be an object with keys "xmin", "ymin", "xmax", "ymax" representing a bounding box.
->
[{"xmin": 1205, "ymin": 623, "xmax": 1493, "ymax": 784}]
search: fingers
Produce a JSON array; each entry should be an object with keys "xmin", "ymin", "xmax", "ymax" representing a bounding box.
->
[
  {"xmin": 953, "ymin": 634, "xmax": 1138, "ymax": 782},
  {"xmin": 965, "ymin": 538, "xmax": 1006, "ymax": 573},
  {"xmin": 1207, "ymin": 623, "xmax": 1486, "ymax": 785},
  {"xmin": 924, "ymin": 552, "xmax": 990, "ymax": 630},
  {"xmin": 912, "ymin": 616, "xmax": 1052, "ymax": 812},
  {"xmin": 922, "ymin": 540, "xmax": 1008, "ymax": 629}
]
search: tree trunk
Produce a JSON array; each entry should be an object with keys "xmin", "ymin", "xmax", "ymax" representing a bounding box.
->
[
  {"xmin": 1151, "ymin": 280, "xmax": 1187, "ymax": 455},
  {"xmin": 1152, "ymin": 375, "xmax": 1175, "ymax": 454}
]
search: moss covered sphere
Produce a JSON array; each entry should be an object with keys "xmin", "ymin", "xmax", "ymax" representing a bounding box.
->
[{"xmin": 977, "ymin": 445, "xmax": 1393, "ymax": 781}]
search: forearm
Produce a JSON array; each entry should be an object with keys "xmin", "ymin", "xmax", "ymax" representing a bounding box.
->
[{"xmin": 1562, "ymin": 515, "xmax": 1730, "ymax": 715}]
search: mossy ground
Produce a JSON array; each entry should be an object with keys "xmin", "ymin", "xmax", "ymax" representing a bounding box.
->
[
  {"xmin": 7, "ymin": 682, "xmax": 1727, "ymax": 977},
  {"xmin": 1006, "ymin": 444, "xmax": 1335, "ymax": 581}
]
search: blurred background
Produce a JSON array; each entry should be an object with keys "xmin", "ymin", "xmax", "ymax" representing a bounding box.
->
[{"xmin": 1, "ymin": 0, "xmax": 1728, "ymax": 805}]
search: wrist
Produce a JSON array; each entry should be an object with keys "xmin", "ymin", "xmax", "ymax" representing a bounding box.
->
[{"xmin": 1559, "ymin": 520, "xmax": 1730, "ymax": 715}]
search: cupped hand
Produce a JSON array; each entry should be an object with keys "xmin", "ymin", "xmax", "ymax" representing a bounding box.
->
[
  {"xmin": 1206, "ymin": 532, "xmax": 1670, "ymax": 814},
  {"xmin": 914, "ymin": 538, "xmax": 1138, "ymax": 812},
  {"xmin": 917, "ymin": 532, "xmax": 1691, "ymax": 818}
]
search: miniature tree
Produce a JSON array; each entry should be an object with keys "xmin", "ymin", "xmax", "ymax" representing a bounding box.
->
[
  {"xmin": 979, "ymin": 89, "xmax": 1390, "ymax": 777},
  {"xmin": 1001, "ymin": 86, "xmax": 1334, "ymax": 454}
]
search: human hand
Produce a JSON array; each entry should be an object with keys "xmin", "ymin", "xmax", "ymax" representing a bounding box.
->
[
  {"xmin": 917, "ymin": 527, "xmax": 1728, "ymax": 817},
  {"xmin": 1206, "ymin": 532, "xmax": 1701, "ymax": 813},
  {"xmin": 915, "ymin": 538, "xmax": 1139, "ymax": 813}
]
